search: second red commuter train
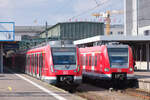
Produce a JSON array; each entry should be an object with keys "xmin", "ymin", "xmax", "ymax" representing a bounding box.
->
[{"xmin": 78, "ymin": 44, "xmax": 134, "ymax": 81}]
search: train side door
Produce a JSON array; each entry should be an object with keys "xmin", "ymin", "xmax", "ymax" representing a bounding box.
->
[
  {"xmin": 94, "ymin": 54, "xmax": 98, "ymax": 73},
  {"xmin": 25, "ymin": 55, "xmax": 28, "ymax": 74},
  {"xmin": 86, "ymin": 54, "xmax": 91, "ymax": 72},
  {"xmin": 35, "ymin": 54, "xmax": 37, "ymax": 76},
  {"xmin": 91, "ymin": 53, "xmax": 95, "ymax": 72},
  {"xmin": 29, "ymin": 55, "xmax": 31, "ymax": 74},
  {"xmin": 89, "ymin": 54, "xmax": 92, "ymax": 72},
  {"xmin": 43, "ymin": 53, "xmax": 46, "ymax": 76},
  {"xmin": 93, "ymin": 53, "xmax": 101, "ymax": 73},
  {"xmin": 81, "ymin": 54, "xmax": 86, "ymax": 72},
  {"xmin": 31, "ymin": 54, "xmax": 33, "ymax": 75},
  {"xmin": 37, "ymin": 54, "xmax": 39, "ymax": 78},
  {"xmin": 27, "ymin": 55, "xmax": 30, "ymax": 74},
  {"xmin": 33, "ymin": 54, "xmax": 35, "ymax": 76},
  {"xmin": 97, "ymin": 53, "xmax": 101, "ymax": 73},
  {"xmin": 39, "ymin": 53, "xmax": 42, "ymax": 78}
]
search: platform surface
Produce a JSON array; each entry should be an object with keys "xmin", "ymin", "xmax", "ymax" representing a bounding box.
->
[
  {"xmin": 134, "ymin": 71, "xmax": 150, "ymax": 82},
  {"xmin": 0, "ymin": 70, "xmax": 84, "ymax": 100}
]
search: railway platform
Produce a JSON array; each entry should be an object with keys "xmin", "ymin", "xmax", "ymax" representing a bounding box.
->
[
  {"xmin": 0, "ymin": 69, "xmax": 85, "ymax": 100},
  {"xmin": 134, "ymin": 71, "xmax": 150, "ymax": 92}
]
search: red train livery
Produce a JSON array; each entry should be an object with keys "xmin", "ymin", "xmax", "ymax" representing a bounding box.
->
[
  {"xmin": 25, "ymin": 41, "xmax": 82, "ymax": 85},
  {"xmin": 79, "ymin": 44, "xmax": 134, "ymax": 81}
]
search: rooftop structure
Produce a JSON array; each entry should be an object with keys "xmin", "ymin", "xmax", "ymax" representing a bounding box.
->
[{"xmin": 39, "ymin": 22, "xmax": 104, "ymax": 40}]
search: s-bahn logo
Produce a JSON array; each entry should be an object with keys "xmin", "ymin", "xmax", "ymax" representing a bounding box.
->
[
  {"xmin": 117, "ymin": 69, "xmax": 122, "ymax": 72},
  {"xmin": 65, "ymin": 65, "xmax": 70, "ymax": 69}
]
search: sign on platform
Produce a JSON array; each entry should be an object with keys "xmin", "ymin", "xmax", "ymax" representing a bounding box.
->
[{"xmin": 0, "ymin": 22, "xmax": 15, "ymax": 41}]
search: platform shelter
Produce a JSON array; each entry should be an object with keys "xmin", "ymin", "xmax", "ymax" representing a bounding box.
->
[{"xmin": 0, "ymin": 22, "xmax": 15, "ymax": 73}]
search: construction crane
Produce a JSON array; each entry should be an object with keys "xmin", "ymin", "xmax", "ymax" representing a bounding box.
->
[{"xmin": 92, "ymin": 10, "xmax": 123, "ymax": 35}]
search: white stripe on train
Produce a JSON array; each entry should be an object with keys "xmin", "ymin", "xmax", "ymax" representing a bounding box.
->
[{"xmin": 83, "ymin": 70, "xmax": 134, "ymax": 78}]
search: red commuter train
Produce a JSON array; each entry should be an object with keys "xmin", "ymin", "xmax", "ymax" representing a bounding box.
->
[
  {"xmin": 25, "ymin": 41, "xmax": 82, "ymax": 85},
  {"xmin": 79, "ymin": 44, "xmax": 134, "ymax": 81}
]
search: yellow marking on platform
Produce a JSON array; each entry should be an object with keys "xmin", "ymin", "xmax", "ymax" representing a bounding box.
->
[{"xmin": 8, "ymin": 86, "xmax": 12, "ymax": 91}]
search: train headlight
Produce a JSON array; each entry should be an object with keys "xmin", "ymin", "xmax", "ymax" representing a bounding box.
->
[
  {"xmin": 104, "ymin": 68, "xmax": 109, "ymax": 72},
  {"xmin": 129, "ymin": 68, "xmax": 133, "ymax": 72},
  {"xmin": 51, "ymin": 65, "xmax": 54, "ymax": 72}
]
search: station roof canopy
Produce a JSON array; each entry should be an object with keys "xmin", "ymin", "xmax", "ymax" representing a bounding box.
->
[{"xmin": 74, "ymin": 35, "xmax": 150, "ymax": 45}]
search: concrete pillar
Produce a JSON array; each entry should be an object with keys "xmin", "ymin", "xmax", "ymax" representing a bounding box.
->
[
  {"xmin": 146, "ymin": 43, "xmax": 149, "ymax": 71},
  {"xmin": 0, "ymin": 43, "xmax": 3, "ymax": 73},
  {"xmin": 132, "ymin": 0, "xmax": 138, "ymax": 36},
  {"xmin": 140, "ymin": 44, "xmax": 142, "ymax": 63},
  {"xmin": 124, "ymin": 0, "xmax": 134, "ymax": 35}
]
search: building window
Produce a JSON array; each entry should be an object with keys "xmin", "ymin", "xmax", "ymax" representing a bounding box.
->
[
  {"xmin": 144, "ymin": 30, "xmax": 150, "ymax": 35},
  {"xmin": 110, "ymin": 31, "xmax": 113, "ymax": 35},
  {"xmin": 118, "ymin": 31, "xmax": 123, "ymax": 35}
]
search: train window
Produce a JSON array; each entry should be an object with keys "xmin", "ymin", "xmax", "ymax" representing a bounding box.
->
[
  {"xmin": 95, "ymin": 55, "xmax": 97, "ymax": 66},
  {"xmin": 39, "ymin": 54, "xmax": 40, "ymax": 68},
  {"xmin": 37, "ymin": 54, "xmax": 38, "ymax": 67},
  {"xmin": 33, "ymin": 54, "xmax": 35, "ymax": 70},
  {"xmin": 92, "ymin": 55, "xmax": 94, "ymax": 66},
  {"xmin": 26, "ymin": 56, "xmax": 28, "ymax": 72},
  {"xmin": 41, "ymin": 54, "xmax": 43, "ymax": 68},
  {"xmin": 82, "ymin": 55, "xmax": 84, "ymax": 66},
  {"xmin": 43, "ymin": 53, "xmax": 45, "ymax": 68},
  {"xmin": 89, "ymin": 56, "xmax": 91, "ymax": 66},
  {"xmin": 26, "ymin": 56, "xmax": 27, "ymax": 66},
  {"xmin": 98, "ymin": 54, "xmax": 100, "ymax": 62},
  {"xmin": 27, "ymin": 56, "xmax": 29, "ymax": 66},
  {"xmin": 28, "ymin": 56, "xmax": 30, "ymax": 73},
  {"xmin": 31, "ymin": 54, "xmax": 33, "ymax": 74},
  {"xmin": 35, "ymin": 54, "xmax": 37, "ymax": 75},
  {"xmin": 80, "ymin": 56, "xmax": 82, "ymax": 65},
  {"xmin": 82, "ymin": 55, "xmax": 85, "ymax": 66},
  {"xmin": 34, "ymin": 55, "xmax": 35, "ymax": 66},
  {"xmin": 86, "ymin": 56, "xmax": 88, "ymax": 66}
]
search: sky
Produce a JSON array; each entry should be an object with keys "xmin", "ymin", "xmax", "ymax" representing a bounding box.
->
[{"xmin": 0, "ymin": 0, "xmax": 124, "ymax": 26}]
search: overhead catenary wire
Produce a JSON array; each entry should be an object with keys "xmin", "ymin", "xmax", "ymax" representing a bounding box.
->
[{"xmin": 70, "ymin": 0, "xmax": 109, "ymax": 19}]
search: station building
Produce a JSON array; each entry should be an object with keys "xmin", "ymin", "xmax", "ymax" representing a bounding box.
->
[{"xmin": 39, "ymin": 22, "xmax": 104, "ymax": 40}]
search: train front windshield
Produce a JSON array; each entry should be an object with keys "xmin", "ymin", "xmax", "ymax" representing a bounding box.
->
[
  {"xmin": 108, "ymin": 48, "xmax": 128, "ymax": 68},
  {"xmin": 52, "ymin": 47, "xmax": 76, "ymax": 70},
  {"xmin": 53, "ymin": 52, "xmax": 76, "ymax": 65}
]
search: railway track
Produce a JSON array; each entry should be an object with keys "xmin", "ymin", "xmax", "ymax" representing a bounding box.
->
[
  {"xmin": 75, "ymin": 84, "xmax": 150, "ymax": 100},
  {"xmin": 55, "ymin": 80, "xmax": 150, "ymax": 100},
  {"xmin": 125, "ymin": 88, "xmax": 150, "ymax": 100}
]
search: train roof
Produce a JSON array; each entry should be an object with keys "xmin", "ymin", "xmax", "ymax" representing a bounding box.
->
[
  {"xmin": 48, "ymin": 40, "xmax": 75, "ymax": 47},
  {"xmin": 31, "ymin": 40, "xmax": 75, "ymax": 49},
  {"xmin": 79, "ymin": 44, "xmax": 129, "ymax": 53}
]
